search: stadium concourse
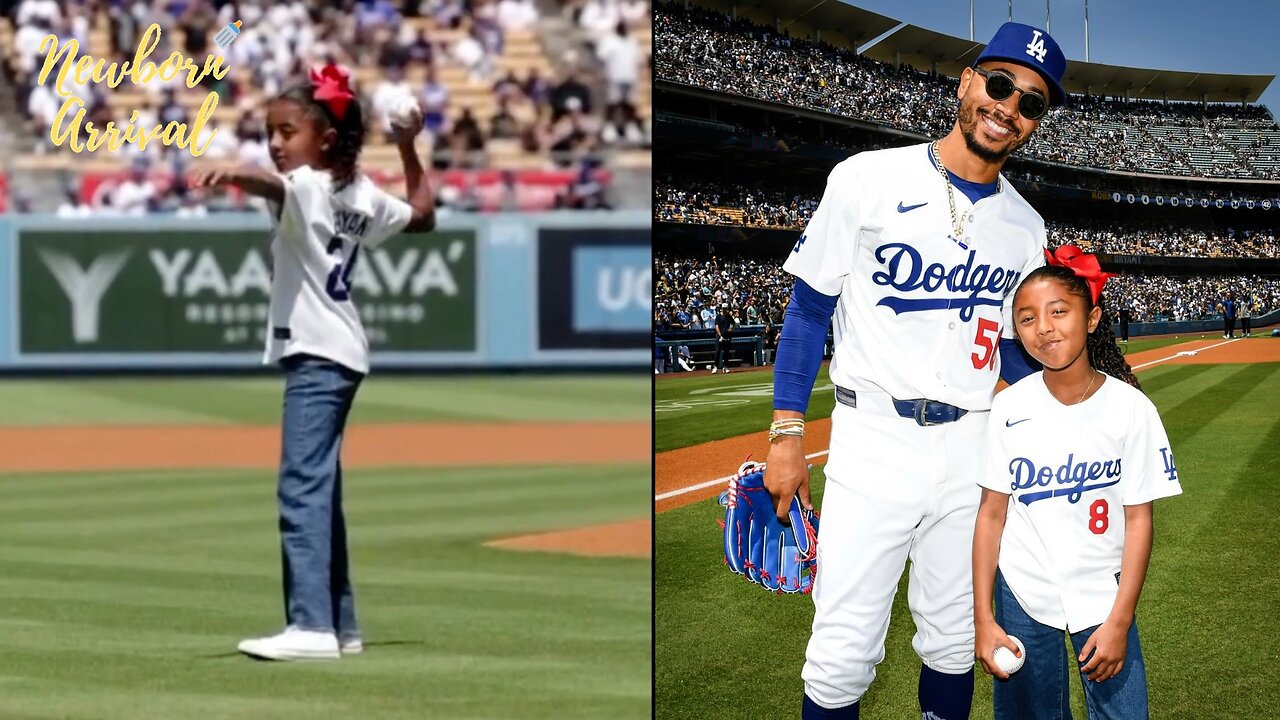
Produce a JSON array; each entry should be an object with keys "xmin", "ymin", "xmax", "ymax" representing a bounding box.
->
[
  {"xmin": 0, "ymin": 0, "xmax": 652, "ymax": 214},
  {"xmin": 653, "ymin": 1, "xmax": 1280, "ymax": 373}
]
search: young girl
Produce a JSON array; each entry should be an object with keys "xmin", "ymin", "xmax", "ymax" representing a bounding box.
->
[
  {"xmin": 195, "ymin": 64, "xmax": 436, "ymax": 660},
  {"xmin": 973, "ymin": 245, "xmax": 1183, "ymax": 718}
]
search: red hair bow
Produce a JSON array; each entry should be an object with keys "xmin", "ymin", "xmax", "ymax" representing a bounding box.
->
[
  {"xmin": 1044, "ymin": 245, "xmax": 1116, "ymax": 305},
  {"xmin": 309, "ymin": 64, "xmax": 354, "ymax": 121}
]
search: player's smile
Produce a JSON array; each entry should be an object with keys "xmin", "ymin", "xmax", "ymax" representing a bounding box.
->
[
  {"xmin": 979, "ymin": 111, "xmax": 1017, "ymax": 140},
  {"xmin": 957, "ymin": 61, "xmax": 1047, "ymax": 164}
]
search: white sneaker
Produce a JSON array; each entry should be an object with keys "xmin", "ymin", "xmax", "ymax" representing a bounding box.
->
[
  {"xmin": 340, "ymin": 633, "xmax": 363, "ymax": 654},
  {"xmin": 710, "ymin": 367, "xmax": 717, "ymax": 373},
  {"xmin": 238, "ymin": 626, "xmax": 340, "ymax": 661},
  {"xmin": 723, "ymin": 368, "xmax": 730, "ymax": 373}
]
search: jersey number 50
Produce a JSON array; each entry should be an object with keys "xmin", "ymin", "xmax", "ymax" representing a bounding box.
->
[
  {"xmin": 971, "ymin": 318, "xmax": 1000, "ymax": 371},
  {"xmin": 325, "ymin": 235, "xmax": 360, "ymax": 302}
]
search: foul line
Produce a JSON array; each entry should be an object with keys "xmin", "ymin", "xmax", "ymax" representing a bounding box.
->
[
  {"xmin": 1130, "ymin": 338, "xmax": 1239, "ymax": 371},
  {"xmin": 654, "ymin": 450, "xmax": 830, "ymax": 502}
]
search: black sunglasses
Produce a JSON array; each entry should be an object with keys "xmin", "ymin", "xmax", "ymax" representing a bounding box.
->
[{"xmin": 972, "ymin": 66, "xmax": 1049, "ymax": 121}]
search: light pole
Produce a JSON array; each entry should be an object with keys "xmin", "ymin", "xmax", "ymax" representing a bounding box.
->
[{"xmin": 1084, "ymin": 0, "xmax": 1091, "ymax": 61}]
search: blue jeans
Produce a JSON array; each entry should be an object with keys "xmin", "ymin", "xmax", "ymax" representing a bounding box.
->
[
  {"xmin": 993, "ymin": 570, "xmax": 1149, "ymax": 720},
  {"xmin": 278, "ymin": 354, "xmax": 363, "ymax": 634}
]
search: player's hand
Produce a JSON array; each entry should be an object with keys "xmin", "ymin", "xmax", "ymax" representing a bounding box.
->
[
  {"xmin": 975, "ymin": 619, "xmax": 1022, "ymax": 680},
  {"xmin": 192, "ymin": 169, "xmax": 234, "ymax": 188},
  {"xmin": 763, "ymin": 436, "xmax": 811, "ymax": 521},
  {"xmin": 1078, "ymin": 619, "xmax": 1128, "ymax": 682}
]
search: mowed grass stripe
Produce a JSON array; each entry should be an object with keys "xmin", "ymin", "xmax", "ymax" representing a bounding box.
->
[
  {"xmin": 1135, "ymin": 363, "xmax": 1216, "ymax": 397},
  {"xmin": 655, "ymin": 369, "xmax": 836, "ymax": 452},
  {"xmin": 356, "ymin": 376, "xmax": 653, "ymax": 422},
  {"xmin": 0, "ymin": 463, "xmax": 648, "ymax": 509},
  {"xmin": 0, "ymin": 376, "xmax": 652, "ymax": 427},
  {"xmin": 0, "ymin": 647, "xmax": 647, "ymax": 720},
  {"xmin": 0, "ymin": 464, "xmax": 647, "ymax": 530},
  {"xmin": 0, "ymin": 547, "xmax": 646, "ymax": 608},
  {"xmin": 656, "ymin": 364, "xmax": 1280, "ymax": 718},
  {"xmin": 1119, "ymin": 334, "xmax": 1220, "ymax": 355},
  {"xmin": 0, "ymin": 382, "xmax": 231, "ymax": 426},
  {"xmin": 0, "ymin": 463, "xmax": 650, "ymax": 720},
  {"xmin": 1154, "ymin": 363, "xmax": 1278, "ymax": 446}
]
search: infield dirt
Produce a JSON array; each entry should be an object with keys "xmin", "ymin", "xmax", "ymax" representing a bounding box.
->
[{"xmin": 0, "ymin": 421, "xmax": 652, "ymax": 557}]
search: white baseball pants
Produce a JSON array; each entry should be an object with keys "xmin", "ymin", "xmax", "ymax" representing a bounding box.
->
[{"xmin": 802, "ymin": 392, "xmax": 986, "ymax": 709}]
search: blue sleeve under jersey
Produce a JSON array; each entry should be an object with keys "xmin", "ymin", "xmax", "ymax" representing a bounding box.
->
[
  {"xmin": 774, "ymin": 279, "xmax": 840, "ymax": 413},
  {"xmin": 999, "ymin": 337, "xmax": 1041, "ymax": 385}
]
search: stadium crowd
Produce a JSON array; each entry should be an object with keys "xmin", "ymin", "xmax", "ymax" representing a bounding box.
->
[
  {"xmin": 655, "ymin": 177, "xmax": 819, "ymax": 229},
  {"xmin": 654, "ymin": 254, "xmax": 1280, "ymax": 327},
  {"xmin": 1, "ymin": 0, "xmax": 651, "ymax": 214},
  {"xmin": 657, "ymin": 176, "xmax": 1280, "ymax": 259},
  {"xmin": 655, "ymin": 4, "xmax": 1280, "ymax": 180},
  {"xmin": 1107, "ymin": 273, "xmax": 1279, "ymax": 323},
  {"xmin": 1048, "ymin": 219, "xmax": 1280, "ymax": 258},
  {"xmin": 653, "ymin": 254, "xmax": 792, "ymax": 332}
]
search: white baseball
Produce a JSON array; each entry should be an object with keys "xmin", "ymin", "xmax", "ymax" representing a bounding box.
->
[
  {"xmin": 389, "ymin": 95, "xmax": 421, "ymax": 129},
  {"xmin": 993, "ymin": 636, "xmax": 1026, "ymax": 675}
]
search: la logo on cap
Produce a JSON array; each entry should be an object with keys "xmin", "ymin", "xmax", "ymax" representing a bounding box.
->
[{"xmin": 1026, "ymin": 30, "xmax": 1048, "ymax": 62}]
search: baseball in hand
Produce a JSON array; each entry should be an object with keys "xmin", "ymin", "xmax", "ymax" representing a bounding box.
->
[
  {"xmin": 993, "ymin": 636, "xmax": 1026, "ymax": 675},
  {"xmin": 390, "ymin": 95, "xmax": 422, "ymax": 130}
]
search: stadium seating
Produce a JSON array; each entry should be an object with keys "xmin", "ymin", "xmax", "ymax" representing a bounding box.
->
[
  {"xmin": 655, "ymin": 4, "xmax": 1280, "ymax": 180},
  {"xmin": 0, "ymin": 1, "xmax": 651, "ymax": 213}
]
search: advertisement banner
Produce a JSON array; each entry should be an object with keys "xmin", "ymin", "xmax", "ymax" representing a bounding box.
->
[
  {"xmin": 538, "ymin": 228, "xmax": 650, "ymax": 350},
  {"xmin": 18, "ymin": 229, "xmax": 477, "ymax": 354}
]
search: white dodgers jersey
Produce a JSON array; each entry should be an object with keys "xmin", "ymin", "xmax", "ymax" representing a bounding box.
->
[
  {"xmin": 265, "ymin": 165, "xmax": 413, "ymax": 374},
  {"xmin": 784, "ymin": 143, "xmax": 1046, "ymax": 411},
  {"xmin": 981, "ymin": 373, "xmax": 1183, "ymax": 632}
]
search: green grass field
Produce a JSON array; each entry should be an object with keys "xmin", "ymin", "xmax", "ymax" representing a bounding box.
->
[
  {"xmin": 0, "ymin": 375, "xmax": 651, "ymax": 720},
  {"xmin": 656, "ymin": 339, "xmax": 1280, "ymax": 719}
]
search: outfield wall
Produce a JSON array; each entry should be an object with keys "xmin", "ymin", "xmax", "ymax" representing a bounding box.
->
[{"xmin": 0, "ymin": 211, "xmax": 650, "ymax": 371}]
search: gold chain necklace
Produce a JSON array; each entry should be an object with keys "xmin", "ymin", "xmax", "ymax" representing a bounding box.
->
[
  {"xmin": 930, "ymin": 141, "xmax": 1000, "ymax": 242},
  {"xmin": 1078, "ymin": 370, "xmax": 1099, "ymax": 404}
]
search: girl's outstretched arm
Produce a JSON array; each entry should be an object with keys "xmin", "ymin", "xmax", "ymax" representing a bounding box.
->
[
  {"xmin": 390, "ymin": 108, "xmax": 437, "ymax": 233},
  {"xmin": 193, "ymin": 166, "xmax": 285, "ymax": 205}
]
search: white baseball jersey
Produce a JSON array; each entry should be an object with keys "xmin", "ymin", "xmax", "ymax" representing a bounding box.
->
[
  {"xmin": 265, "ymin": 165, "xmax": 413, "ymax": 374},
  {"xmin": 980, "ymin": 372, "xmax": 1183, "ymax": 632},
  {"xmin": 783, "ymin": 143, "xmax": 1047, "ymax": 411}
]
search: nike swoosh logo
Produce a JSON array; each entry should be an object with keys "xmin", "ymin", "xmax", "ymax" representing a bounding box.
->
[
  {"xmin": 1006, "ymin": 418, "xmax": 1031, "ymax": 427},
  {"xmin": 897, "ymin": 201, "xmax": 928, "ymax": 213}
]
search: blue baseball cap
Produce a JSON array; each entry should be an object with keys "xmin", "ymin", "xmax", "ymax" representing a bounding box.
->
[{"xmin": 974, "ymin": 22, "xmax": 1066, "ymax": 105}]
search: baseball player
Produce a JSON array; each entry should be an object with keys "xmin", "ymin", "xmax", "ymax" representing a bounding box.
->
[
  {"xmin": 1222, "ymin": 293, "xmax": 1237, "ymax": 338},
  {"xmin": 763, "ymin": 23, "xmax": 1067, "ymax": 719},
  {"xmin": 974, "ymin": 247, "xmax": 1182, "ymax": 719},
  {"xmin": 714, "ymin": 304, "xmax": 735, "ymax": 373},
  {"xmin": 196, "ymin": 64, "xmax": 436, "ymax": 660}
]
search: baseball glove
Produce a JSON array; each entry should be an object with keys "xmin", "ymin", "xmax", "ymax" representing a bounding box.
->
[{"xmin": 722, "ymin": 461, "xmax": 819, "ymax": 594}]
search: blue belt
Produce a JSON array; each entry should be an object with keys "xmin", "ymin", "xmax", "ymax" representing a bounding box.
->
[{"xmin": 834, "ymin": 386, "xmax": 969, "ymax": 427}]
